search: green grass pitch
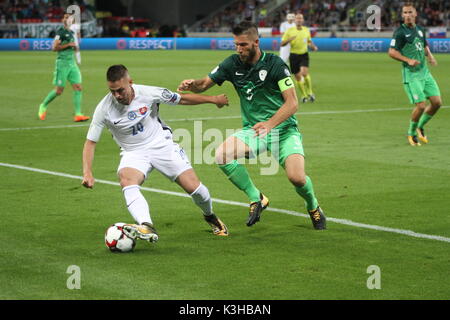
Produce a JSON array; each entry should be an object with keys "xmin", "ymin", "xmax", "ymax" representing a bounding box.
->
[{"xmin": 0, "ymin": 49, "xmax": 449, "ymax": 300}]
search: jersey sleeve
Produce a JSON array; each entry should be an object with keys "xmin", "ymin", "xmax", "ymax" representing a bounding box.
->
[
  {"xmin": 390, "ymin": 28, "xmax": 405, "ymax": 51},
  {"xmin": 271, "ymin": 57, "xmax": 295, "ymax": 92},
  {"xmin": 208, "ymin": 56, "xmax": 232, "ymax": 86},
  {"xmin": 86, "ymin": 99, "xmax": 107, "ymax": 142},
  {"xmin": 152, "ymin": 87, "xmax": 181, "ymax": 105},
  {"xmin": 281, "ymin": 28, "xmax": 291, "ymax": 42}
]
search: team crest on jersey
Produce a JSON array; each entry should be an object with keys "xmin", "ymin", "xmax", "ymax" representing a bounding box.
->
[
  {"xmin": 139, "ymin": 106, "xmax": 148, "ymax": 115},
  {"xmin": 418, "ymin": 30, "xmax": 423, "ymax": 37},
  {"xmin": 259, "ymin": 70, "xmax": 267, "ymax": 81},
  {"xmin": 128, "ymin": 111, "xmax": 137, "ymax": 120}
]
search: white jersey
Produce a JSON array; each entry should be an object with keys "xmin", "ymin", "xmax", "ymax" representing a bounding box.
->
[
  {"xmin": 279, "ymin": 21, "xmax": 296, "ymax": 63},
  {"xmin": 69, "ymin": 23, "xmax": 80, "ymax": 45},
  {"xmin": 87, "ymin": 84, "xmax": 181, "ymax": 151}
]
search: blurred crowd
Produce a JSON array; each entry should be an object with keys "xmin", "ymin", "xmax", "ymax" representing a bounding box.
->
[
  {"xmin": 193, "ymin": 0, "xmax": 450, "ymax": 32},
  {"xmin": 0, "ymin": 0, "xmax": 95, "ymax": 24}
]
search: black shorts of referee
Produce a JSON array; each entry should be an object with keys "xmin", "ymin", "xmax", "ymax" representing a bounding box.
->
[{"xmin": 289, "ymin": 52, "xmax": 310, "ymax": 74}]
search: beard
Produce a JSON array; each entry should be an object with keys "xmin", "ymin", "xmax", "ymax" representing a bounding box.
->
[{"xmin": 239, "ymin": 45, "xmax": 257, "ymax": 64}]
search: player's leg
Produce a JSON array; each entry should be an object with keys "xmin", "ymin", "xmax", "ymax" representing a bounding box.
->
[
  {"xmin": 69, "ymin": 65, "xmax": 90, "ymax": 122},
  {"xmin": 38, "ymin": 63, "xmax": 67, "ymax": 120},
  {"xmin": 215, "ymin": 131, "xmax": 269, "ymax": 226},
  {"xmin": 417, "ymin": 76, "xmax": 442, "ymax": 143},
  {"xmin": 290, "ymin": 54, "xmax": 308, "ymax": 101},
  {"xmin": 175, "ymin": 168, "xmax": 228, "ymax": 236},
  {"xmin": 404, "ymin": 80, "xmax": 426, "ymax": 146},
  {"xmin": 284, "ymin": 154, "xmax": 326, "ymax": 230},
  {"xmin": 301, "ymin": 53, "xmax": 314, "ymax": 102},
  {"xmin": 118, "ymin": 156, "xmax": 158, "ymax": 242}
]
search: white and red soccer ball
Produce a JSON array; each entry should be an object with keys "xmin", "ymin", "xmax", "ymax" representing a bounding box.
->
[{"xmin": 105, "ymin": 223, "xmax": 136, "ymax": 253}]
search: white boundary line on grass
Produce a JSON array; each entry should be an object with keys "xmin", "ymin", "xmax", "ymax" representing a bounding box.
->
[
  {"xmin": 1, "ymin": 162, "xmax": 450, "ymax": 244},
  {"xmin": 1, "ymin": 106, "xmax": 449, "ymax": 132}
]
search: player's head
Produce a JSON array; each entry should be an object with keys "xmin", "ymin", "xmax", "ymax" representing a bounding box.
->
[
  {"xmin": 286, "ymin": 13, "xmax": 295, "ymax": 23},
  {"xmin": 62, "ymin": 13, "xmax": 73, "ymax": 28},
  {"xmin": 107, "ymin": 64, "xmax": 134, "ymax": 105},
  {"xmin": 232, "ymin": 21, "xmax": 260, "ymax": 63},
  {"xmin": 402, "ymin": 2, "xmax": 417, "ymax": 25},
  {"xmin": 295, "ymin": 13, "xmax": 304, "ymax": 27}
]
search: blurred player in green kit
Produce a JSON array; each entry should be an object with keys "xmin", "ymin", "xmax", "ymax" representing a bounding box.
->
[
  {"xmin": 388, "ymin": 2, "xmax": 442, "ymax": 146},
  {"xmin": 38, "ymin": 13, "xmax": 90, "ymax": 122}
]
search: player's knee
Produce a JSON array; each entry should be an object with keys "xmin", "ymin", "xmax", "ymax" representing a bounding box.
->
[
  {"xmin": 55, "ymin": 87, "xmax": 64, "ymax": 95},
  {"xmin": 214, "ymin": 148, "xmax": 228, "ymax": 165},
  {"xmin": 73, "ymin": 84, "xmax": 82, "ymax": 91},
  {"xmin": 288, "ymin": 174, "xmax": 306, "ymax": 187}
]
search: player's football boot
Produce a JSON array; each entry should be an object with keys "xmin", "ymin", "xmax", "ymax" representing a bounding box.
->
[
  {"xmin": 309, "ymin": 94, "xmax": 316, "ymax": 103},
  {"xmin": 407, "ymin": 135, "xmax": 421, "ymax": 146},
  {"xmin": 308, "ymin": 206, "xmax": 327, "ymax": 230},
  {"xmin": 204, "ymin": 214, "xmax": 229, "ymax": 236},
  {"xmin": 247, "ymin": 193, "xmax": 269, "ymax": 227},
  {"xmin": 301, "ymin": 97, "xmax": 309, "ymax": 103},
  {"xmin": 416, "ymin": 128, "xmax": 429, "ymax": 144},
  {"xmin": 123, "ymin": 223, "xmax": 159, "ymax": 243},
  {"xmin": 38, "ymin": 104, "xmax": 47, "ymax": 120},
  {"xmin": 73, "ymin": 115, "xmax": 90, "ymax": 122}
]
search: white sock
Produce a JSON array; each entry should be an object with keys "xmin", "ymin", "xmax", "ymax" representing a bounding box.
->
[
  {"xmin": 76, "ymin": 51, "xmax": 81, "ymax": 64},
  {"xmin": 122, "ymin": 185, "xmax": 152, "ymax": 225},
  {"xmin": 190, "ymin": 183, "xmax": 213, "ymax": 216}
]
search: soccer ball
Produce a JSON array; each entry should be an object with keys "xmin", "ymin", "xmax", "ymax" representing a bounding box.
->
[{"xmin": 105, "ymin": 223, "xmax": 136, "ymax": 253}]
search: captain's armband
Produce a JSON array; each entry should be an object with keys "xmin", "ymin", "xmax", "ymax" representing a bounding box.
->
[{"xmin": 278, "ymin": 77, "xmax": 295, "ymax": 92}]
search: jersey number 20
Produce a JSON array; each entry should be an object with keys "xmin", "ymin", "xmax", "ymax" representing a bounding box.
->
[{"xmin": 130, "ymin": 122, "xmax": 144, "ymax": 135}]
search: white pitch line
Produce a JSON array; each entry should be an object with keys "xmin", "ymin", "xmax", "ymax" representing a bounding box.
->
[
  {"xmin": 1, "ymin": 162, "xmax": 449, "ymax": 244},
  {"xmin": 2, "ymin": 106, "xmax": 449, "ymax": 132}
]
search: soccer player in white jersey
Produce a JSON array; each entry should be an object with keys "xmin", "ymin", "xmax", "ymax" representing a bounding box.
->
[
  {"xmin": 69, "ymin": 17, "xmax": 81, "ymax": 65},
  {"xmin": 82, "ymin": 65, "xmax": 230, "ymax": 243},
  {"xmin": 279, "ymin": 13, "xmax": 296, "ymax": 63}
]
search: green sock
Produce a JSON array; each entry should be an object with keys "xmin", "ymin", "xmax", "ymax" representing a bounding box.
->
[
  {"xmin": 295, "ymin": 176, "xmax": 319, "ymax": 211},
  {"xmin": 418, "ymin": 113, "xmax": 433, "ymax": 129},
  {"xmin": 42, "ymin": 90, "xmax": 58, "ymax": 108},
  {"xmin": 296, "ymin": 79, "xmax": 308, "ymax": 98},
  {"xmin": 304, "ymin": 74, "xmax": 313, "ymax": 95},
  {"xmin": 408, "ymin": 120, "xmax": 419, "ymax": 136},
  {"xmin": 219, "ymin": 160, "xmax": 261, "ymax": 203},
  {"xmin": 73, "ymin": 90, "xmax": 82, "ymax": 115}
]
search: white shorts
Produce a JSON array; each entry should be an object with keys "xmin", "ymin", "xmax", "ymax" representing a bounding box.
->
[
  {"xmin": 279, "ymin": 45, "xmax": 291, "ymax": 63},
  {"xmin": 117, "ymin": 141, "xmax": 192, "ymax": 181}
]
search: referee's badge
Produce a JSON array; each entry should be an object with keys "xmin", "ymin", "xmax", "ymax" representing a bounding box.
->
[{"xmin": 259, "ymin": 70, "xmax": 267, "ymax": 81}]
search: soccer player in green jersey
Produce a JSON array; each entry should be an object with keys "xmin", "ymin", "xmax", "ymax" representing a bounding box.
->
[
  {"xmin": 178, "ymin": 21, "xmax": 326, "ymax": 230},
  {"xmin": 388, "ymin": 3, "xmax": 442, "ymax": 146},
  {"xmin": 38, "ymin": 13, "xmax": 90, "ymax": 122}
]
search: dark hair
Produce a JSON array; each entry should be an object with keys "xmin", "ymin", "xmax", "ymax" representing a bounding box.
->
[
  {"xmin": 106, "ymin": 64, "xmax": 128, "ymax": 82},
  {"xmin": 232, "ymin": 21, "xmax": 259, "ymax": 38},
  {"xmin": 403, "ymin": 2, "xmax": 415, "ymax": 8}
]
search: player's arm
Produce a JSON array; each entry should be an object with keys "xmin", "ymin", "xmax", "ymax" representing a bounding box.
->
[
  {"xmin": 179, "ymin": 93, "xmax": 229, "ymax": 108},
  {"xmin": 424, "ymin": 40, "xmax": 437, "ymax": 66},
  {"xmin": 388, "ymin": 48, "xmax": 420, "ymax": 67},
  {"xmin": 82, "ymin": 139, "xmax": 96, "ymax": 188},
  {"xmin": 177, "ymin": 76, "xmax": 216, "ymax": 93},
  {"xmin": 253, "ymin": 78, "xmax": 298, "ymax": 137},
  {"xmin": 52, "ymin": 38, "xmax": 76, "ymax": 51}
]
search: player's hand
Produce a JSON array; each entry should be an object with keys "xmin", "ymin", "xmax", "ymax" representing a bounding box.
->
[
  {"xmin": 407, "ymin": 59, "xmax": 420, "ymax": 67},
  {"xmin": 428, "ymin": 56, "xmax": 437, "ymax": 66},
  {"xmin": 312, "ymin": 45, "xmax": 318, "ymax": 52},
  {"xmin": 68, "ymin": 42, "xmax": 77, "ymax": 48},
  {"xmin": 214, "ymin": 94, "xmax": 229, "ymax": 108},
  {"xmin": 252, "ymin": 121, "xmax": 274, "ymax": 138},
  {"xmin": 82, "ymin": 174, "xmax": 95, "ymax": 189},
  {"xmin": 177, "ymin": 79, "xmax": 195, "ymax": 92}
]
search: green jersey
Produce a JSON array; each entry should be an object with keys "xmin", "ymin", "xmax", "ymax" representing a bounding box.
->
[
  {"xmin": 55, "ymin": 26, "xmax": 75, "ymax": 63},
  {"xmin": 390, "ymin": 24, "xmax": 429, "ymax": 83},
  {"xmin": 208, "ymin": 51, "xmax": 297, "ymax": 130}
]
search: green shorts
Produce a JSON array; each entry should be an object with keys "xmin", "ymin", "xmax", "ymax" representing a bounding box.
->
[
  {"xmin": 232, "ymin": 126, "xmax": 304, "ymax": 167},
  {"xmin": 53, "ymin": 60, "xmax": 82, "ymax": 87},
  {"xmin": 403, "ymin": 74, "xmax": 440, "ymax": 104}
]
